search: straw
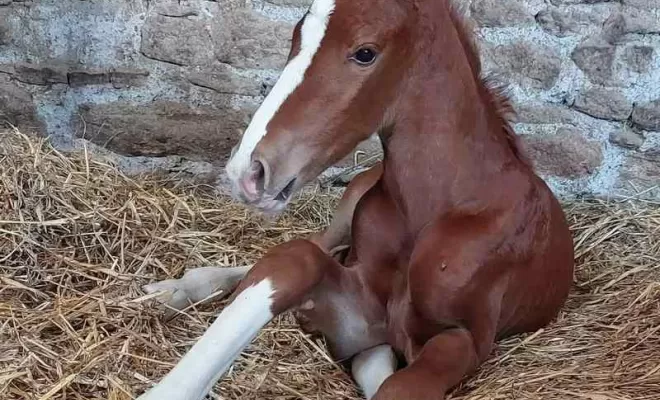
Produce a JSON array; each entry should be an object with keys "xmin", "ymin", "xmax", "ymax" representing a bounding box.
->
[{"xmin": 1, "ymin": 129, "xmax": 658, "ymax": 400}]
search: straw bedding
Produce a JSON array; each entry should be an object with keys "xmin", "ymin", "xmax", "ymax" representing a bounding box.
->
[{"xmin": 0, "ymin": 129, "xmax": 658, "ymax": 400}]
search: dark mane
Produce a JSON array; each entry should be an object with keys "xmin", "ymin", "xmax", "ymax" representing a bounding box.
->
[{"xmin": 448, "ymin": 4, "xmax": 532, "ymax": 167}]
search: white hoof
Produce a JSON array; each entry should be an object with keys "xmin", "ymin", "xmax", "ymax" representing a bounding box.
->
[{"xmin": 143, "ymin": 266, "xmax": 252, "ymax": 319}]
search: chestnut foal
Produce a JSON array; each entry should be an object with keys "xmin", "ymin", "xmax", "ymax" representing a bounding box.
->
[{"xmin": 138, "ymin": 0, "xmax": 574, "ymax": 399}]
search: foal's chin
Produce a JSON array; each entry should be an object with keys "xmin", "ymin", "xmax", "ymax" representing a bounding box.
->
[{"xmin": 229, "ymin": 186, "xmax": 291, "ymax": 216}]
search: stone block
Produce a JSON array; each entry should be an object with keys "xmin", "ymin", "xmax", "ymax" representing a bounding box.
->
[
  {"xmin": 109, "ymin": 69, "xmax": 150, "ymax": 89},
  {"xmin": 573, "ymin": 87, "xmax": 632, "ymax": 121},
  {"xmin": 571, "ymin": 38, "xmax": 615, "ymax": 85},
  {"xmin": 622, "ymin": 45, "xmax": 654, "ymax": 74},
  {"xmin": 12, "ymin": 63, "xmax": 68, "ymax": 86},
  {"xmin": 489, "ymin": 41, "xmax": 562, "ymax": 90},
  {"xmin": 616, "ymin": 155, "xmax": 660, "ymax": 194},
  {"xmin": 622, "ymin": 0, "xmax": 660, "ymax": 10},
  {"xmin": 68, "ymin": 70, "xmax": 110, "ymax": 87},
  {"xmin": 632, "ymin": 100, "xmax": 660, "ymax": 132},
  {"xmin": 604, "ymin": 9, "xmax": 660, "ymax": 44},
  {"xmin": 141, "ymin": 14, "xmax": 216, "ymax": 66},
  {"xmin": 218, "ymin": 10, "xmax": 294, "ymax": 69},
  {"xmin": 0, "ymin": 17, "xmax": 10, "ymax": 45},
  {"xmin": 512, "ymin": 103, "xmax": 577, "ymax": 125},
  {"xmin": 521, "ymin": 128, "xmax": 603, "ymax": 178},
  {"xmin": 536, "ymin": 6, "xmax": 604, "ymax": 37},
  {"xmin": 470, "ymin": 0, "xmax": 534, "ymax": 27},
  {"xmin": 609, "ymin": 128, "xmax": 644, "ymax": 149},
  {"xmin": 74, "ymin": 101, "xmax": 252, "ymax": 162},
  {"xmin": 549, "ymin": 0, "xmax": 618, "ymax": 4},
  {"xmin": 0, "ymin": 76, "xmax": 43, "ymax": 133},
  {"xmin": 186, "ymin": 63, "xmax": 262, "ymax": 96},
  {"xmin": 265, "ymin": 0, "xmax": 312, "ymax": 6}
]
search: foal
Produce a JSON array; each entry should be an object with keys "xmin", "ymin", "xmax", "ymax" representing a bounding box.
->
[{"xmin": 138, "ymin": 0, "xmax": 574, "ymax": 398}]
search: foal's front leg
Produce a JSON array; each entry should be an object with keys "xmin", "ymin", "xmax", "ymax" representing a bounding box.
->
[
  {"xmin": 143, "ymin": 163, "xmax": 383, "ymax": 319},
  {"xmin": 137, "ymin": 239, "xmax": 338, "ymax": 400},
  {"xmin": 143, "ymin": 265, "xmax": 252, "ymax": 319}
]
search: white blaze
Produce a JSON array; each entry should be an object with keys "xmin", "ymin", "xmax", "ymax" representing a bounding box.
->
[
  {"xmin": 137, "ymin": 279, "xmax": 275, "ymax": 400},
  {"xmin": 225, "ymin": 0, "xmax": 336, "ymax": 182}
]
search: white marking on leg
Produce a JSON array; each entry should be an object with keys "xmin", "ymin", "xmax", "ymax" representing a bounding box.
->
[
  {"xmin": 352, "ymin": 345, "xmax": 398, "ymax": 400},
  {"xmin": 137, "ymin": 279, "xmax": 275, "ymax": 400},
  {"xmin": 143, "ymin": 265, "xmax": 253, "ymax": 319},
  {"xmin": 225, "ymin": 0, "xmax": 336, "ymax": 181}
]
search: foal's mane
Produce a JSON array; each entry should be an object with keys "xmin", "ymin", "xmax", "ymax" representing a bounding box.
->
[{"xmin": 447, "ymin": 4, "xmax": 532, "ymax": 167}]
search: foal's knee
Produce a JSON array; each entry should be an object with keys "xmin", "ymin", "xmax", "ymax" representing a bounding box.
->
[{"xmin": 232, "ymin": 239, "xmax": 335, "ymax": 314}]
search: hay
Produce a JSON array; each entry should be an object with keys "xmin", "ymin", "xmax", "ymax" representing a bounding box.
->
[{"xmin": 0, "ymin": 129, "xmax": 658, "ymax": 400}]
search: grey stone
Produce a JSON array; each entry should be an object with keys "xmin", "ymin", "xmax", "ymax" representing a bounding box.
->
[
  {"xmin": 571, "ymin": 38, "xmax": 616, "ymax": 85},
  {"xmin": 621, "ymin": 0, "xmax": 660, "ymax": 11},
  {"xmin": 470, "ymin": 0, "xmax": 534, "ymax": 27},
  {"xmin": 631, "ymin": 100, "xmax": 660, "ymax": 132},
  {"xmin": 152, "ymin": 1, "xmax": 207, "ymax": 18},
  {"xmin": 603, "ymin": 8, "xmax": 660, "ymax": 43},
  {"xmin": 265, "ymin": 0, "xmax": 312, "ymax": 6},
  {"xmin": 622, "ymin": 45, "xmax": 654, "ymax": 74},
  {"xmin": 74, "ymin": 101, "xmax": 252, "ymax": 162},
  {"xmin": 616, "ymin": 155, "xmax": 660, "ymax": 194},
  {"xmin": 609, "ymin": 128, "xmax": 644, "ymax": 149},
  {"xmin": 0, "ymin": 76, "xmax": 43, "ymax": 133},
  {"xmin": 12, "ymin": 63, "xmax": 68, "ymax": 86},
  {"xmin": 187, "ymin": 63, "xmax": 263, "ymax": 96},
  {"xmin": 512, "ymin": 103, "xmax": 577, "ymax": 125},
  {"xmin": 549, "ymin": 0, "xmax": 618, "ymax": 4},
  {"xmin": 521, "ymin": 128, "xmax": 603, "ymax": 178},
  {"xmin": 490, "ymin": 41, "xmax": 562, "ymax": 90},
  {"xmin": 572, "ymin": 87, "xmax": 632, "ymax": 121},
  {"xmin": 109, "ymin": 69, "xmax": 149, "ymax": 89},
  {"xmin": 141, "ymin": 14, "xmax": 216, "ymax": 66},
  {"xmin": 535, "ymin": 7, "xmax": 603, "ymax": 37},
  {"xmin": 218, "ymin": 10, "xmax": 294, "ymax": 69},
  {"xmin": 0, "ymin": 0, "xmax": 11, "ymax": 5},
  {"xmin": 0, "ymin": 18, "xmax": 10, "ymax": 45},
  {"xmin": 68, "ymin": 70, "xmax": 110, "ymax": 87}
]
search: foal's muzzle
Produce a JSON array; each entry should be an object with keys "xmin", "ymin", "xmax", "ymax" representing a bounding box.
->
[{"xmin": 230, "ymin": 157, "xmax": 298, "ymax": 214}]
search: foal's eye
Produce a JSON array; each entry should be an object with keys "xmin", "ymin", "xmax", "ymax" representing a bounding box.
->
[{"xmin": 351, "ymin": 47, "xmax": 378, "ymax": 66}]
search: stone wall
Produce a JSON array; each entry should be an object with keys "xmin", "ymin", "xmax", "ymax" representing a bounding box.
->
[{"xmin": 0, "ymin": 0, "xmax": 658, "ymax": 198}]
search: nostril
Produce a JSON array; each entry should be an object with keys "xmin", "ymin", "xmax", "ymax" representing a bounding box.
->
[
  {"xmin": 241, "ymin": 159, "xmax": 266, "ymax": 198},
  {"xmin": 250, "ymin": 159, "xmax": 265, "ymax": 187}
]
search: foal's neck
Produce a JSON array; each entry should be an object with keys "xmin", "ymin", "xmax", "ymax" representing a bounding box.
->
[{"xmin": 379, "ymin": 5, "xmax": 526, "ymax": 229}]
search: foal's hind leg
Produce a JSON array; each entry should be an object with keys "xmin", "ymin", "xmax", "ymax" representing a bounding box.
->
[
  {"xmin": 372, "ymin": 329, "xmax": 482, "ymax": 400},
  {"xmin": 310, "ymin": 162, "xmax": 383, "ymax": 256},
  {"xmin": 352, "ymin": 344, "xmax": 398, "ymax": 399}
]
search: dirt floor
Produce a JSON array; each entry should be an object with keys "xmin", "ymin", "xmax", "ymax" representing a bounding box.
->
[{"xmin": 1, "ymin": 130, "xmax": 659, "ymax": 400}]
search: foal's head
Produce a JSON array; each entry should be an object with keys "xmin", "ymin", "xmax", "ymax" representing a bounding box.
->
[{"xmin": 225, "ymin": 0, "xmax": 417, "ymax": 212}]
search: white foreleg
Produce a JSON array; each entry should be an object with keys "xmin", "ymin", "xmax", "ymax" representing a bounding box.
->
[{"xmin": 138, "ymin": 278, "xmax": 275, "ymax": 400}]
